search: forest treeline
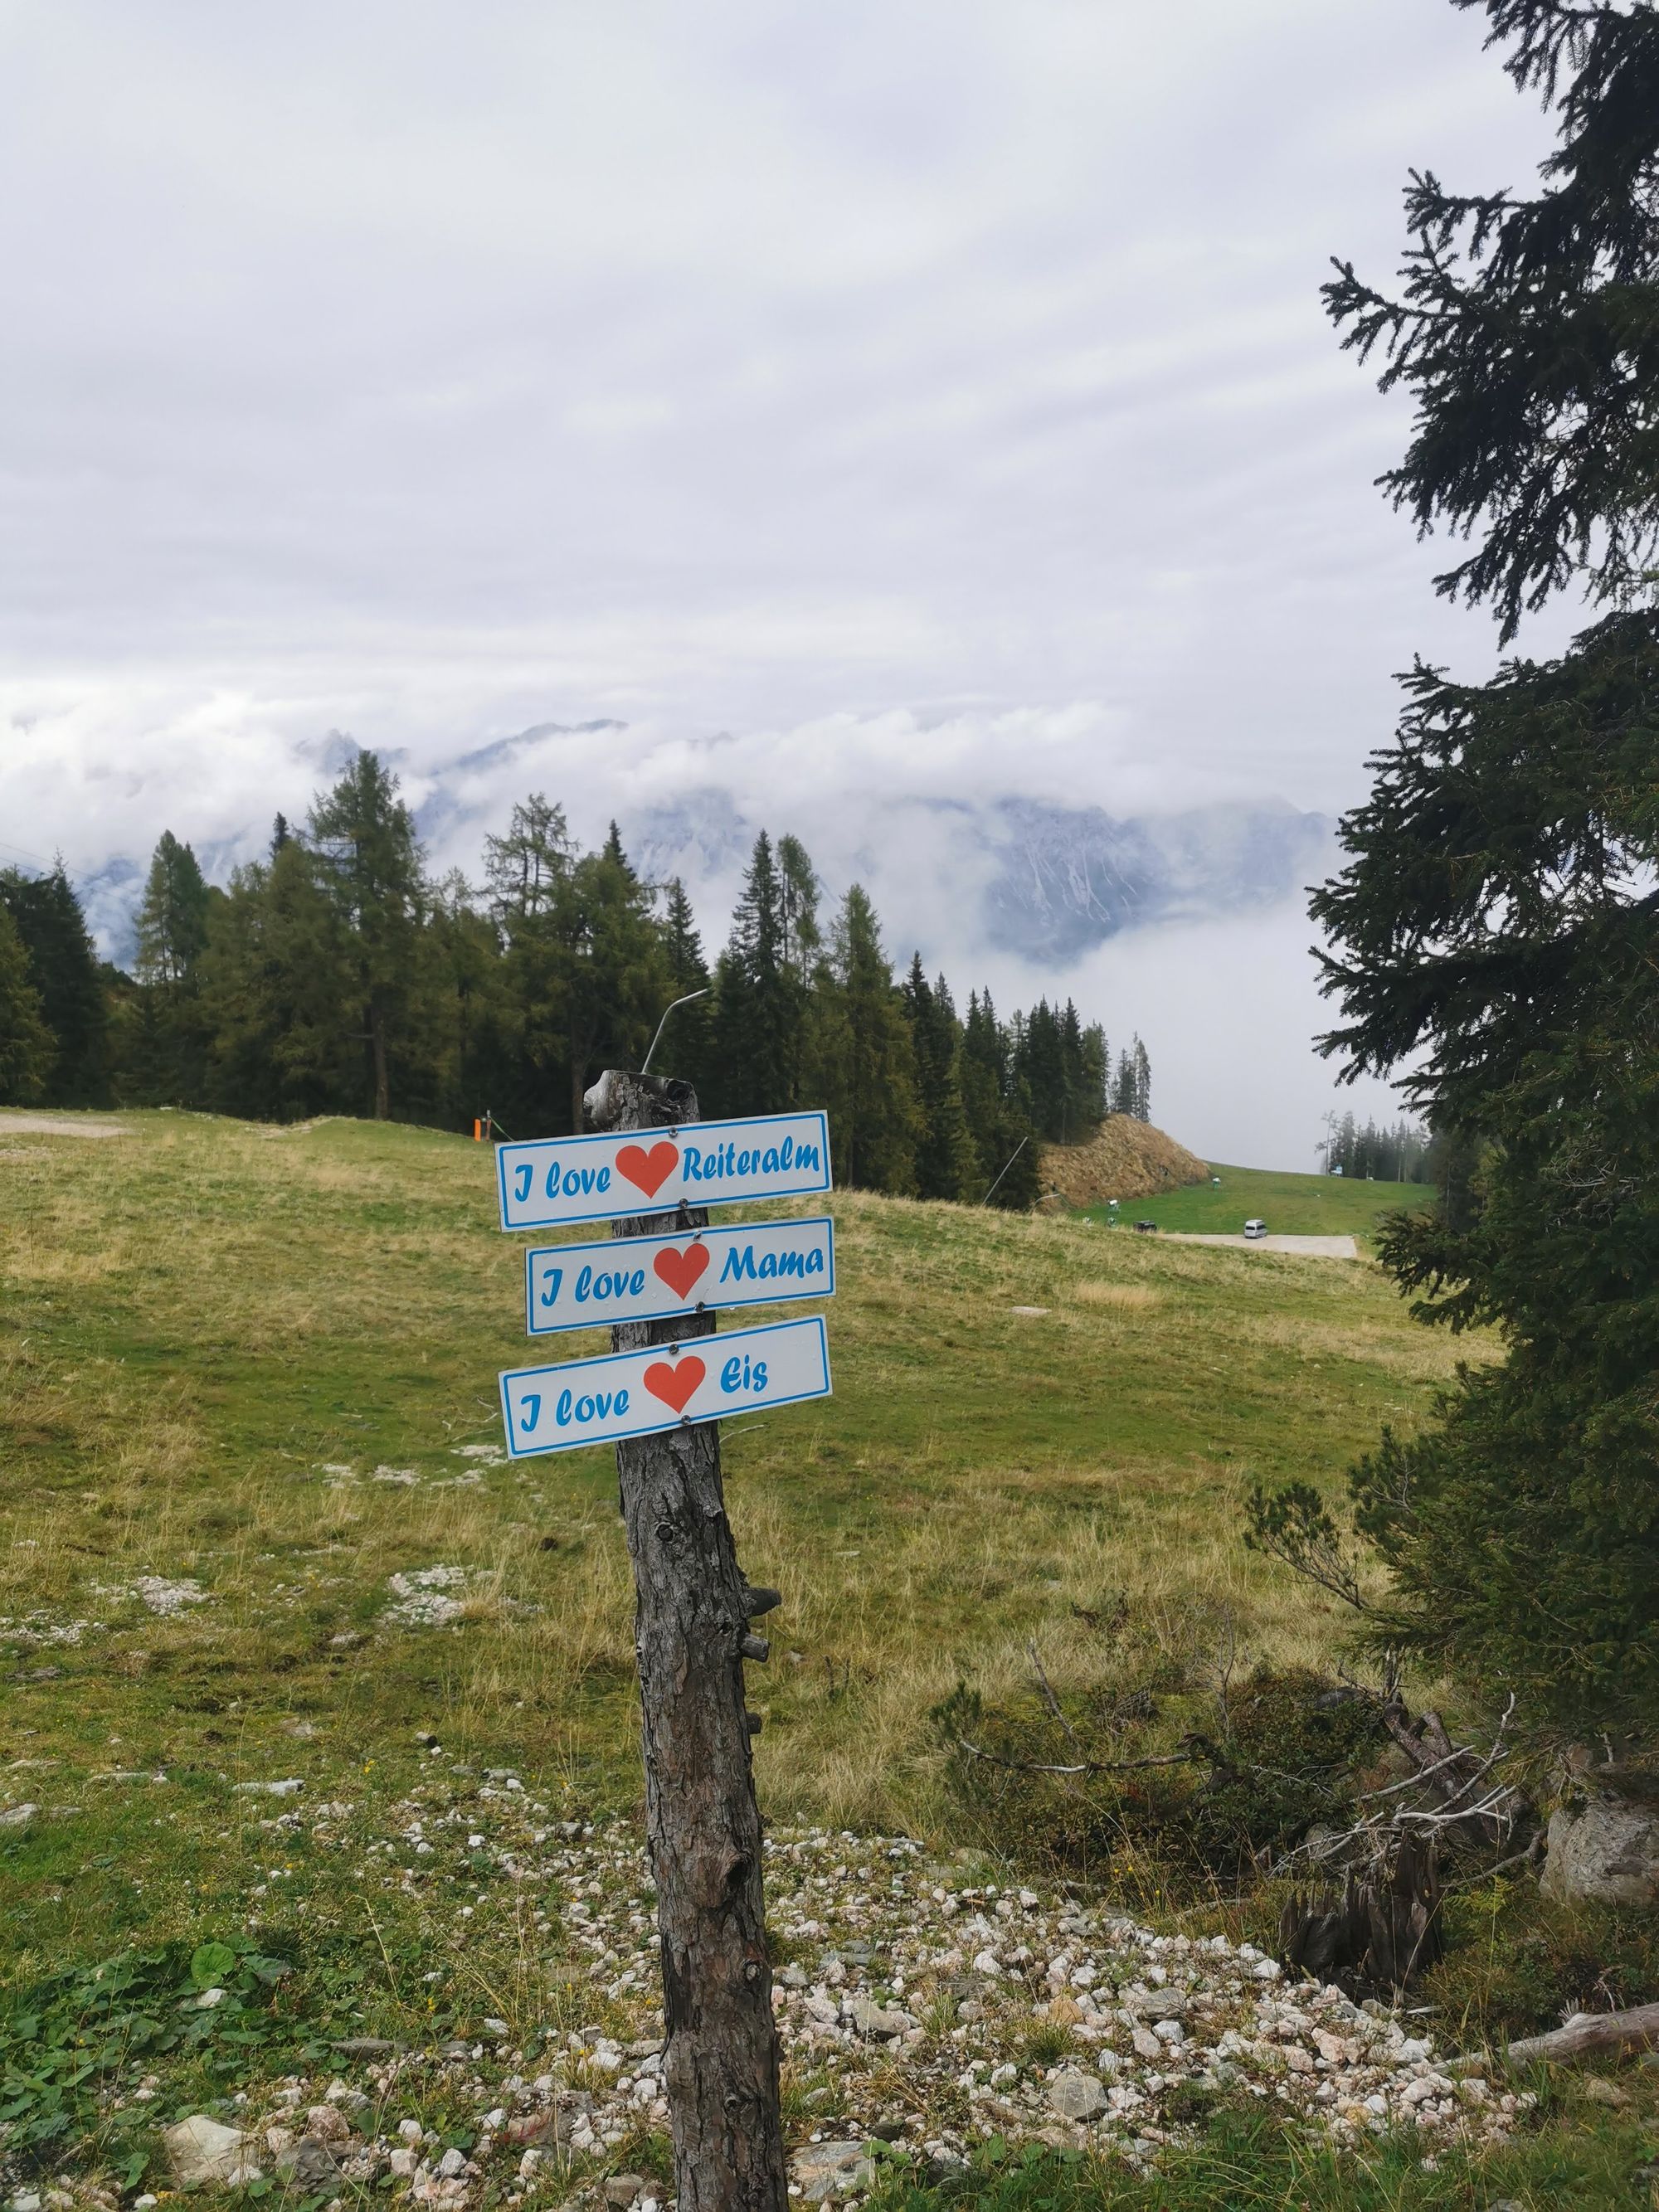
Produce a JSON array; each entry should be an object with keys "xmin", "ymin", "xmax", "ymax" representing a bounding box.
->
[
  {"xmin": 1316, "ymin": 1111, "xmax": 1429, "ymax": 1184},
  {"xmin": 0, "ymin": 750, "xmax": 1154, "ymax": 1210}
]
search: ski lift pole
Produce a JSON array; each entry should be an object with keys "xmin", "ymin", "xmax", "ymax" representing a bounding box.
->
[{"xmin": 641, "ymin": 988, "xmax": 711, "ymax": 1077}]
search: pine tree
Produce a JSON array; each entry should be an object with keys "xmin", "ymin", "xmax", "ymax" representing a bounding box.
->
[
  {"xmin": 1324, "ymin": 0, "xmax": 1659, "ymax": 645},
  {"xmin": 815, "ymin": 887, "xmax": 919, "ymax": 1193},
  {"xmin": 1307, "ymin": 0, "xmax": 1659, "ymax": 1724},
  {"xmin": 655, "ymin": 878, "xmax": 713, "ymax": 1095},
  {"xmin": 1131, "ymin": 1036, "xmax": 1151, "ymax": 1123},
  {"xmin": 901, "ymin": 955, "xmax": 976, "ymax": 1199},
  {"xmin": 198, "ymin": 845, "xmax": 358, "ymax": 1119},
  {"xmin": 709, "ymin": 832, "xmax": 800, "ymax": 1117},
  {"xmin": 308, "ymin": 749, "xmax": 429, "ymax": 1121},
  {"xmin": 135, "ymin": 832, "xmax": 211, "ymax": 987},
  {"xmin": 483, "ymin": 795, "xmax": 578, "ymax": 1133},
  {"xmin": 0, "ymin": 863, "xmax": 108, "ymax": 1105},
  {"xmin": 0, "ymin": 900, "xmax": 52, "ymax": 1104}
]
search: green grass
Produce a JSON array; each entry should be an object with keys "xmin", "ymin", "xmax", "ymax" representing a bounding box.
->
[
  {"xmin": 5, "ymin": 1109, "xmax": 1644, "ymax": 2205},
  {"xmin": 1087, "ymin": 1164, "xmax": 1434, "ymax": 1247}
]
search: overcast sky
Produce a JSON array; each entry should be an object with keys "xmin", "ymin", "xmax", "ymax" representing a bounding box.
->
[{"xmin": 0, "ymin": 2, "xmax": 1579, "ymax": 1163}]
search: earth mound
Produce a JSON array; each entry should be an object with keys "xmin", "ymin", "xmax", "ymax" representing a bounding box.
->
[{"xmin": 1039, "ymin": 1116, "xmax": 1209, "ymax": 1207}]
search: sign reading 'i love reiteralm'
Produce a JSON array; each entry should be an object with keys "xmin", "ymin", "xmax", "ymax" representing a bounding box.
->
[
  {"xmin": 495, "ymin": 1111, "xmax": 831, "ymax": 1232},
  {"xmin": 499, "ymin": 1315, "xmax": 830, "ymax": 1458}
]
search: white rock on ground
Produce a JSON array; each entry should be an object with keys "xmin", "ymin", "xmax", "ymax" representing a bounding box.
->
[{"xmin": 161, "ymin": 2116, "xmax": 263, "ymax": 2186}]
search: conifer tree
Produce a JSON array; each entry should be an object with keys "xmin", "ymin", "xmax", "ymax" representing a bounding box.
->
[
  {"xmin": 901, "ymin": 955, "xmax": 976, "ymax": 1199},
  {"xmin": 0, "ymin": 863, "xmax": 108, "ymax": 1105},
  {"xmin": 658, "ymin": 877, "xmax": 713, "ymax": 1093},
  {"xmin": 710, "ymin": 832, "xmax": 799, "ymax": 1118},
  {"xmin": 0, "ymin": 901, "xmax": 52, "ymax": 1104},
  {"xmin": 199, "ymin": 845, "xmax": 358, "ymax": 1119},
  {"xmin": 308, "ymin": 749, "xmax": 429, "ymax": 1121},
  {"xmin": 1305, "ymin": 0, "xmax": 1659, "ymax": 1723},
  {"xmin": 815, "ymin": 887, "xmax": 919, "ymax": 1193}
]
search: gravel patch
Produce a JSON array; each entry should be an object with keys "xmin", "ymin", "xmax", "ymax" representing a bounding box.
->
[{"xmin": 221, "ymin": 1793, "xmax": 1534, "ymax": 2207}]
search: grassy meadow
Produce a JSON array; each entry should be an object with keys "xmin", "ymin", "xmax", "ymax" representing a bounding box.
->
[
  {"xmin": 8, "ymin": 1108, "xmax": 1655, "ymax": 2204},
  {"xmin": 1085, "ymin": 1164, "xmax": 1433, "ymax": 1247}
]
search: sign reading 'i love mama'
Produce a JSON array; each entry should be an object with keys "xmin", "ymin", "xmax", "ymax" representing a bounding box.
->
[
  {"xmin": 524, "ymin": 1216, "xmax": 835, "ymax": 1337},
  {"xmin": 499, "ymin": 1315, "xmax": 832, "ymax": 1458},
  {"xmin": 495, "ymin": 1111, "xmax": 832, "ymax": 1231}
]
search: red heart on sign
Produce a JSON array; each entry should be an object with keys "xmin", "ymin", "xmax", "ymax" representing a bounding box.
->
[
  {"xmin": 643, "ymin": 1356, "xmax": 705, "ymax": 1415},
  {"xmin": 615, "ymin": 1140, "xmax": 680, "ymax": 1200},
  {"xmin": 653, "ymin": 1243, "xmax": 710, "ymax": 1300}
]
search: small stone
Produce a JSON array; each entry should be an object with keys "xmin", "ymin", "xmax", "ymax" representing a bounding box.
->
[
  {"xmin": 437, "ymin": 2147, "xmax": 468, "ymax": 2179},
  {"xmin": 0, "ymin": 1805, "xmax": 38, "ymax": 1830},
  {"xmin": 275, "ymin": 2138, "xmax": 341, "ymax": 2188},
  {"xmin": 602, "ymin": 2179, "xmax": 645, "ymax": 2208},
  {"xmin": 305, "ymin": 2104, "xmax": 353, "ymax": 2145},
  {"xmin": 163, "ymin": 2115, "xmax": 262, "ymax": 2188},
  {"xmin": 848, "ymin": 1996, "xmax": 917, "ymax": 2039},
  {"xmin": 334, "ymin": 2036, "xmax": 397, "ymax": 2057},
  {"xmin": 399, "ymin": 2120, "xmax": 425, "ymax": 2144},
  {"xmin": 389, "ymin": 2149, "xmax": 419, "ymax": 2179},
  {"xmin": 1131, "ymin": 2027, "xmax": 1163, "ymax": 2060},
  {"xmin": 1575, "ymin": 2074, "xmax": 1630, "ymax": 2107},
  {"xmin": 790, "ymin": 2141, "xmax": 870, "ymax": 2197},
  {"xmin": 1131, "ymin": 1989, "xmax": 1187, "ymax": 2021},
  {"xmin": 1047, "ymin": 2069, "xmax": 1107, "ymax": 2122}
]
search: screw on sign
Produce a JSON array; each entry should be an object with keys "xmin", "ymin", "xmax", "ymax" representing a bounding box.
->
[{"xmin": 496, "ymin": 1072, "xmax": 839, "ymax": 2212}]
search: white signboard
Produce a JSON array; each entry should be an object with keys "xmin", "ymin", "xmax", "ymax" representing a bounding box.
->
[
  {"xmin": 525, "ymin": 1217, "xmax": 834, "ymax": 1337},
  {"xmin": 499, "ymin": 1315, "xmax": 831, "ymax": 1458},
  {"xmin": 496, "ymin": 1112, "xmax": 831, "ymax": 1232}
]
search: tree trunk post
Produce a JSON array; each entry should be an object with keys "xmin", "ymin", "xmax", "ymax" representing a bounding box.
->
[{"xmin": 583, "ymin": 1067, "xmax": 787, "ymax": 2212}]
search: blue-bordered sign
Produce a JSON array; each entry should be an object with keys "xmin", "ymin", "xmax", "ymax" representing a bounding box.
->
[
  {"xmin": 496, "ymin": 1111, "xmax": 832, "ymax": 1232},
  {"xmin": 499, "ymin": 1314, "xmax": 831, "ymax": 1458},
  {"xmin": 525, "ymin": 1217, "xmax": 834, "ymax": 1337}
]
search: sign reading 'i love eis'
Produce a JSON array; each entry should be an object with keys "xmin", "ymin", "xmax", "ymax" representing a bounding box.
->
[
  {"xmin": 499, "ymin": 1315, "xmax": 830, "ymax": 1458},
  {"xmin": 495, "ymin": 1111, "xmax": 831, "ymax": 1232},
  {"xmin": 524, "ymin": 1216, "xmax": 834, "ymax": 1337}
]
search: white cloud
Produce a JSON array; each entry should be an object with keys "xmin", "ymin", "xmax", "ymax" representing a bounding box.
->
[{"xmin": 0, "ymin": 0, "xmax": 1576, "ymax": 1155}]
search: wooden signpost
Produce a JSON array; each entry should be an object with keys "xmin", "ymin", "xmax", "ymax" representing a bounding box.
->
[{"xmin": 493, "ymin": 1069, "xmax": 837, "ymax": 2212}]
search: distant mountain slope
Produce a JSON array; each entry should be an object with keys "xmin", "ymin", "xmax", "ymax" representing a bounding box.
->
[
  {"xmin": 1039, "ymin": 1117, "xmax": 1210, "ymax": 1205},
  {"xmin": 625, "ymin": 785, "xmax": 1333, "ymax": 961},
  {"xmin": 983, "ymin": 796, "xmax": 1335, "ymax": 959}
]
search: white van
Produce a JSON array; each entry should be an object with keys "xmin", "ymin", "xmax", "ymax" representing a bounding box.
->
[{"xmin": 1243, "ymin": 1218, "xmax": 1267, "ymax": 1241}]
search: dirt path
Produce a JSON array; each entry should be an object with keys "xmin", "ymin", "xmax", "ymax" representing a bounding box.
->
[
  {"xmin": 1158, "ymin": 1230, "xmax": 1360, "ymax": 1258},
  {"xmin": 0, "ymin": 1113, "xmax": 130, "ymax": 1139}
]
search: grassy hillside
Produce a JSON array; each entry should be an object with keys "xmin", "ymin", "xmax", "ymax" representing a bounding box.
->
[
  {"xmin": 1086, "ymin": 1162, "xmax": 1434, "ymax": 1247},
  {"xmin": 8, "ymin": 1112, "xmax": 1646, "ymax": 2205}
]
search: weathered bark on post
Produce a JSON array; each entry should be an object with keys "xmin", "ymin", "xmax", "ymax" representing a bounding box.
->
[{"xmin": 583, "ymin": 1067, "xmax": 786, "ymax": 2212}]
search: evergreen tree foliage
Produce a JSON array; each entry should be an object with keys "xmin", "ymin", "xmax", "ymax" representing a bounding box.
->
[
  {"xmin": 0, "ymin": 863, "xmax": 108, "ymax": 1104},
  {"xmin": 815, "ymin": 887, "xmax": 920, "ymax": 1194},
  {"xmin": 1324, "ymin": 0, "xmax": 1659, "ymax": 643},
  {"xmin": 900, "ymin": 956, "xmax": 978, "ymax": 1199},
  {"xmin": 197, "ymin": 843, "xmax": 359, "ymax": 1120},
  {"xmin": 709, "ymin": 833, "xmax": 801, "ymax": 1118},
  {"xmin": 308, "ymin": 749, "xmax": 429, "ymax": 1121},
  {"xmin": 0, "ymin": 900, "xmax": 52, "ymax": 1104},
  {"xmin": 658, "ymin": 877, "xmax": 713, "ymax": 1095},
  {"xmin": 1317, "ymin": 1111, "xmax": 1430, "ymax": 1181},
  {"xmin": 1313, "ymin": 2, "xmax": 1659, "ymax": 1723},
  {"xmin": 1315, "ymin": 615, "xmax": 1659, "ymax": 1723},
  {"xmin": 26, "ymin": 771, "xmax": 1130, "ymax": 1207},
  {"xmin": 135, "ymin": 832, "xmax": 211, "ymax": 987}
]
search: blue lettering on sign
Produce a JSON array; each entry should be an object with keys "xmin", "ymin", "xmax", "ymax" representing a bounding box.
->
[
  {"xmin": 553, "ymin": 1385, "xmax": 630, "ymax": 1427},
  {"xmin": 538, "ymin": 1267, "xmax": 564, "ymax": 1308},
  {"xmin": 718, "ymin": 1242, "xmax": 824, "ymax": 1285},
  {"xmin": 573, "ymin": 1263, "xmax": 648, "ymax": 1306},
  {"xmin": 514, "ymin": 1163, "xmax": 533, "ymax": 1203},
  {"xmin": 519, "ymin": 1392, "xmax": 542, "ymax": 1434},
  {"xmin": 719, "ymin": 1353, "xmax": 771, "ymax": 1395},
  {"xmin": 543, "ymin": 1163, "xmax": 614, "ymax": 1202}
]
